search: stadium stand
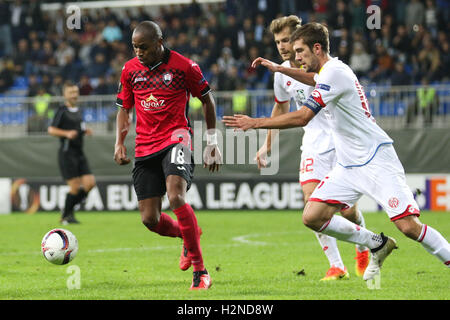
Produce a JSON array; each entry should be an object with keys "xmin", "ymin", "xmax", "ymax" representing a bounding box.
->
[{"xmin": 0, "ymin": 0, "xmax": 449, "ymax": 130}]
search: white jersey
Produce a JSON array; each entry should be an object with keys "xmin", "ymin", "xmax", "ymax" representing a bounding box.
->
[
  {"xmin": 273, "ymin": 61, "xmax": 334, "ymax": 154},
  {"xmin": 304, "ymin": 58, "xmax": 393, "ymax": 167}
]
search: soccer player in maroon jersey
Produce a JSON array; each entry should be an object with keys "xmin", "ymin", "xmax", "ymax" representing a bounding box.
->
[{"xmin": 114, "ymin": 21, "xmax": 221, "ymax": 290}]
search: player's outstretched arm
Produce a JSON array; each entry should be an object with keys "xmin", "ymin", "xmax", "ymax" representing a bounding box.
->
[
  {"xmin": 200, "ymin": 92, "xmax": 222, "ymax": 172},
  {"xmin": 252, "ymin": 57, "xmax": 316, "ymax": 87},
  {"xmin": 223, "ymin": 105, "xmax": 315, "ymax": 131},
  {"xmin": 114, "ymin": 107, "xmax": 132, "ymax": 165}
]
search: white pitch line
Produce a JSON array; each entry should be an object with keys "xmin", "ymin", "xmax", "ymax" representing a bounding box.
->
[{"xmin": 0, "ymin": 231, "xmax": 304, "ymax": 256}]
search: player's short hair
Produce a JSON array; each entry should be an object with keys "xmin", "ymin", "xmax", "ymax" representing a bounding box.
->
[
  {"xmin": 63, "ymin": 80, "xmax": 78, "ymax": 92},
  {"xmin": 290, "ymin": 22, "xmax": 330, "ymax": 54},
  {"xmin": 133, "ymin": 21, "xmax": 163, "ymax": 41},
  {"xmin": 269, "ymin": 15, "xmax": 302, "ymax": 35}
]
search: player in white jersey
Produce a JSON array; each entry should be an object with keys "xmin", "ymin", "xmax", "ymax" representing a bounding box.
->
[
  {"xmin": 255, "ymin": 16, "xmax": 369, "ymax": 281},
  {"xmin": 224, "ymin": 22, "xmax": 450, "ymax": 281}
]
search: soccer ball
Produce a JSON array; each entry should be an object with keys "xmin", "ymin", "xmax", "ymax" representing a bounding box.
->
[{"xmin": 41, "ymin": 229, "xmax": 78, "ymax": 265}]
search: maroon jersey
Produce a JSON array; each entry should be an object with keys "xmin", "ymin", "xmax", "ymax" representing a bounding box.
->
[{"xmin": 116, "ymin": 47, "xmax": 210, "ymax": 158}]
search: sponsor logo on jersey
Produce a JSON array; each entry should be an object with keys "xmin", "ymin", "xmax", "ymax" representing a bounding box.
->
[
  {"xmin": 286, "ymin": 81, "xmax": 291, "ymax": 86},
  {"xmin": 163, "ymin": 72, "xmax": 173, "ymax": 86},
  {"xmin": 316, "ymin": 83, "xmax": 331, "ymax": 91},
  {"xmin": 134, "ymin": 77, "xmax": 148, "ymax": 83},
  {"xmin": 140, "ymin": 94, "xmax": 165, "ymax": 110}
]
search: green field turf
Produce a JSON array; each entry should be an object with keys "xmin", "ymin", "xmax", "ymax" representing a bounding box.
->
[{"xmin": 0, "ymin": 210, "xmax": 448, "ymax": 300}]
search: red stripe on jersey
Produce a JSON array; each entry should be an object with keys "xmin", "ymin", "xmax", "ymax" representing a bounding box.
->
[
  {"xmin": 390, "ymin": 205, "xmax": 421, "ymax": 222},
  {"xmin": 308, "ymin": 198, "xmax": 350, "ymax": 210},
  {"xmin": 300, "ymin": 179, "xmax": 321, "ymax": 186},
  {"xmin": 275, "ymin": 97, "xmax": 289, "ymax": 104}
]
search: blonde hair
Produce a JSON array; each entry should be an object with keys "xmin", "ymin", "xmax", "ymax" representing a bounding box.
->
[{"xmin": 269, "ymin": 15, "xmax": 302, "ymax": 35}]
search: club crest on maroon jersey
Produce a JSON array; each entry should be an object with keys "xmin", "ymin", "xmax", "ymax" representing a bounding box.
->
[{"xmin": 163, "ymin": 72, "xmax": 173, "ymax": 86}]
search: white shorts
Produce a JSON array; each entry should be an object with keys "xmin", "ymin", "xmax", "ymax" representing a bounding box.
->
[
  {"xmin": 299, "ymin": 149, "xmax": 336, "ymax": 186},
  {"xmin": 309, "ymin": 144, "xmax": 420, "ymax": 221}
]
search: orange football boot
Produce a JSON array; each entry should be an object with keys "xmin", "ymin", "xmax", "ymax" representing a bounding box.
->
[
  {"xmin": 355, "ymin": 248, "xmax": 370, "ymax": 277},
  {"xmin": 320, "ymin": 266, "xmax": 350, "ymax": 281}
]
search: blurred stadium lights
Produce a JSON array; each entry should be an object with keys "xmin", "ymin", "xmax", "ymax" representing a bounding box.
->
[{"xmin": 41, "ymin": 0, "xmax": 225, "ymax": 11}]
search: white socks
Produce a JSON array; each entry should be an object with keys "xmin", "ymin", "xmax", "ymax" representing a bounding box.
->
[
  {"xmin": 315, "ymin": 232, "xmax": 345, "ymax": 269},
  {"xmin": 354, "ymin": 210, "xmax": 369, "ymax": 253},
  {"xmin": 315, "ymin": 210, "xmax": 369, "ymax": 270},
  {"xmin": 319, "ymin": 215, "xmax": 384, "ymax": 250},
  {"xmin": 417, "ymin": 224, "xmax": 450, "ymax": 267}
]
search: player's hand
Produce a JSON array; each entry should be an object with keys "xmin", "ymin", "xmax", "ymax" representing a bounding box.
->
[
  {"xmin": 114, "ymin": 144, "xmax": 131, "ymax": 165},
  {"xmin": 255, "ymin": 146, "xmax": 268, "ymax": 170},
  {"xmin": 203, "ymin": 144, "xmax": 222, "ymax": 172},
  {"xmin": 85, "ymin": 128, "xmax": 93, "ymax": 136},
  {"xmin": 66, "ymin": 130, "xmax": 78, "ymax": 140},
  {"xmin": 251, "ymin": 57, "xmax": 281, "ymax": 73},
  {"xmin": 222, "ymin": 114, "xmax": 257, "ymax": 131}
]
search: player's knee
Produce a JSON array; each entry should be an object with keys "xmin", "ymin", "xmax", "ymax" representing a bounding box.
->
[
  {"xmin": 340, "ymin": 206, "xmax": 356, "ymax": 221},
  {"xmin": 302, "ymin": 213, "xmax": 319, "ymax": 231},
  {"xmin": 141, "ymin": 213, "xmax": 159, "ymax": 230},
  {"xmin": 394, "ymin": 217, "xmax": 422, "ymax": 240},
  {"xmin": 167, "ymin": 193, "xmax": 186, "ymax": 210}
]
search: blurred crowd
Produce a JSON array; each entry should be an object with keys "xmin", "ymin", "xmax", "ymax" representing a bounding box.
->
[{"xmin": 0, "ymin": 0, "xmax": 449, "ymax": 99}]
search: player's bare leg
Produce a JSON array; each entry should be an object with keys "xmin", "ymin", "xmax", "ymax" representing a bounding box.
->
[
  {"xmin": 303, "ymin": 201, "xmax": 397, "ymax": 281},
  {"xmin": 139, "ymin": 196, "xmax": 182, "ymax": 238},
  {"xmin": 394, "ymin": 215, "xmax": 450, "ymax": 267},
  {"xmin": 166, "ymin": 175, "xmax": 211, "ymax": 290},
  {"xmin": 340, "ymin": 204, "xmax": 370, "ymax": 276},
  {"xmin": 303, "ymin": 182, "xmax": 348, "ymax": 280}
]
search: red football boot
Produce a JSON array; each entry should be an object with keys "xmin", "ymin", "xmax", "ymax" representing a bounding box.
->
[{"xmin": 190, "ymin": 270, "xmax": 212, "ymax": 290}]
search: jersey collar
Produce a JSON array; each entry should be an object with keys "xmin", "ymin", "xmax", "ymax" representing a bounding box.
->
[{"xmin": 148, "ymin": 46, "xmax": 171, "ymax": 71}]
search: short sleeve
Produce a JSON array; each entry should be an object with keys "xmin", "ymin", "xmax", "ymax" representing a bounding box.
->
[
  {"xmin": 116, "ymin": 66, "xmax": 134, "ymax": 109},
  {"xmin": 185, "ymin": 62, "xmax": 211, "ymax": 98},
  {"xmin": 273, "ymin": 72, "xmax": 290, "ymax": 104},
  {"xmin": 50, "ymin": 107, "xmax": 64, "ymax": 128},
  {"xmin": 304, "ymin": 67, "xmax": 343, "ymax": 114}
]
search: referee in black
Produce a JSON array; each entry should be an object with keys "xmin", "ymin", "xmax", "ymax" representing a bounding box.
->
[{"xmin": 48, "ymin": 81, "xmax": 96, "ymax": 224}]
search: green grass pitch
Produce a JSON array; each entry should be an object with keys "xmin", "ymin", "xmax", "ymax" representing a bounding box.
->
[{"xmin": 0, "ymin": 210, "xmax": 448, "ymax": 300}]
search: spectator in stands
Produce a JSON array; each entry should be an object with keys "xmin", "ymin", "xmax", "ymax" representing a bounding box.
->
[
  {"xmin": 49, "ymin": 74, "xmax": 64, "ymax": 96},
  {"xmin": 417, "ymin": 34, "xmax": 441, "ymax": 82},
  {"xmin": 350, "ymin": 42, "xmax": 372, "ymax": 79},
  {"xmin": 86, "ymin": 53, "xmax": 110, "ymax": 79},
  {"xmin": 370, "ymin": 43, "xmax": 395, "ymax": 83},
  {"xmin": 392, "ymin": 25, "xmax": 411, "ymax": 57},
  {"xmin": 425, "ymin": 0, "xmax": 439, "ymax": 38},
  {"xmin": 0, "ymin": 59, "xmax": 15, "ymax": 93},
  {"xmin": 349, "ymin": 0, "xmax": 366, "ymax": 33},
  {"xmin": 406, "ymin": 77, "xmax": 439, "ymax": 127},
  {"xmin": 439, "ymin": 40, "xmax": 450, "ymax": 81},
  {"xmin": 10, "ymin": 0, "xmax": 27, "ymax": 42},
  {"xmin": 79, "ymin": 75, "xmax": 93, "ymax": 96},
  {"xmin": 0, "ymin": 0, "xmax": 13, "ymax": 57},
  {"xmin": 330, "ymin": 0, "xmax": 351, "ymax": 30},
  {"xmin": 27, "ymin": 74, "xmax": 40, "ymax": 97},
  {"xmin": 391, "ymin": 61, "xmax": 412, "ymax": 86},
  {"xmin": 102, "ymin": 19, "xmax": 123, "ymax": 43},
  {"xmin": 406, "ymin": 0, "xmax": 425, "ymax": 32},
  {"xmin": 28, "ymin": 86, "xmax": 53, "ymax": 133},
  {"xmin": 13, "ymin": 38, "xmax": 30, "ymax": 76},
  {"xmin": 55, "ymin": 41, "xmax": 75, "ymax": 67}
]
